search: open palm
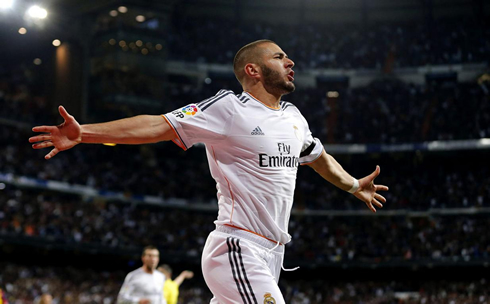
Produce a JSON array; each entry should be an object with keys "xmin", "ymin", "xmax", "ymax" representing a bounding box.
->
[
  {"xmin": 29, "ymin": 106, "xmax": 82, "ymax": 159},
  {"xmin": 353, "ymin": 165, "xmax": 389, "ymax": 212}
]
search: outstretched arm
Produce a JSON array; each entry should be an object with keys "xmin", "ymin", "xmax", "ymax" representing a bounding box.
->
[
  {"xmin": 307, "ymin": 150, "xmax": 389, "ymax": 212},
  {"xmin": 173, "ymin": 270, "xmax": 194, "ymax": 287},
  {"xmin": 29, "ymin": 106, "xmax": 176, "ymax": 159}
]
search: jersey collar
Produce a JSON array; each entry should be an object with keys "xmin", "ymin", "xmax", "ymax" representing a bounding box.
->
[{"xmin": 243, "ymin": 92, "xmax": 282, "ymax": 111}]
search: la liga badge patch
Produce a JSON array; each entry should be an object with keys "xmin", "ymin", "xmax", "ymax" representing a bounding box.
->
[
  {"xmin": 171, "ymin": 104, "xmax": 201, "ymax": 120},
  {"xmin": 181, "ymin": 105, "xmax": 199, "ymax": 116}
]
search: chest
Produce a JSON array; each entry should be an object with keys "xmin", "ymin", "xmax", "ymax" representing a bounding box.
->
[
  {"xmin": 133, "ymin": 275, "xmax": 163, "ymax": 295},
  {"xmin": 226, "ymin": 110, "xmax": 305, "ymax": 161}
]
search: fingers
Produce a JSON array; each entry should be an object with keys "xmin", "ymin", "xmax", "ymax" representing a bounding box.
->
[
  {"xmin": 45, "ymin": 148, "xmax": 59, "ymax": 160},
  {"xmin": 366, "ymin": 202, "xmax": 376, "ymax": 213},
  {"xmin": 375, "ymin": 184, "xmax": 389, "ymax": 192},
  {"xmin": 368, "ymin": 165, "xmax": 381, "ymax": 181},
  {"xmin": 32, "ymin": 126, "xmax": 57, "ymax": 134},
  {"xmin": 366, "ymin": 198, "xmax": 383, "ymax": 213},
  {"xmin": 29, "ymin": 134, "xmax": 51, "ymax": 143},
  {"xmin": 58, "ymin": 105, "xmax": 72, "ymax": 121},
  {"xmin": 32, "ymin": 141, "xmax": 54, "ymax": 149},
  {"xmin": 374, "ymin": 193, "xmax": 386, "ymax": 204},
  {"xmin": 372, "ymin": 198, "xmax": 383, "ymax": 208}
]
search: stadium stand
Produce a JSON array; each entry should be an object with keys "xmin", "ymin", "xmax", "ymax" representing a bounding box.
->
[{"xmin": 1, "ymin": 1, "xmax": 489, "ymax": 303}]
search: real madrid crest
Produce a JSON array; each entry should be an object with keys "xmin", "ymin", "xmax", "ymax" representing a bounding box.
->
[
  {"xmin": 293, "ymin": 125, "xmax": 303, "ymax": 142},
  {"xmin": 263, "ymin": 292, "xmax": 276, "ymax": 304}
]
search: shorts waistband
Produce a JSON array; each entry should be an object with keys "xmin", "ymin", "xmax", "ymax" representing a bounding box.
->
[{"xmin": 215, "ymin": 224, "xmax": 283, "ymax": 251}]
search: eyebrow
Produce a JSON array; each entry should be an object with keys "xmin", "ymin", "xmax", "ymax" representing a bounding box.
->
[{"xmin": 273, "ymin": 52, "xmax": 288, "ymax": 58}]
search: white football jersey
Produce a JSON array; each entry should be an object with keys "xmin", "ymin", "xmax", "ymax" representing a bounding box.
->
[
  {"xmin": 163, "ymin": 90, "xmax": 324, "ymax": 244},
  {"xmin": 117, "ymin": 268, "xmax": 166, "ymax": 304}
]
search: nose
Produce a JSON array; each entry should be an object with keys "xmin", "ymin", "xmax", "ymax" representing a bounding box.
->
[{"xmin": 286, "ymin": 58, "xmax": 294, "ymax": 69}]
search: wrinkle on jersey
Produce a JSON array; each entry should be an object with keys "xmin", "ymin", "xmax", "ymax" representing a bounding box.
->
[
  {"xmin": 209, "ymin": 146, "xmax": 237, "ymax": 223},
  {"xmin": 164, "ymin": 90, "xmax": 323, "ymax": 244}
]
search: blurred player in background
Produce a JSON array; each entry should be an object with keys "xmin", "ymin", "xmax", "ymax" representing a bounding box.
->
[
  {"xmin": 0, "ymin": 287, "xmax": 8, "ymax": 304},
  {"xmin": 157, "ymin": 265, "xmax": 194, "ymax": 304},
  {"xmin": 117, "ymin": 246, "xmax": 166, "ymax": 304},
  {"xmin": 30, "ymin": 39, "xmax": 388, "ymax": 303},
  {"xmin": 38, "ymin": 293, "xmax": 52, "ymax": 304}
]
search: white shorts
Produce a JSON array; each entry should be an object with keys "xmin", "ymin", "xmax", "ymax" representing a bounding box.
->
[{"xmin": 202, "ymin": 225, "xmax": 286, "ymax": 304}]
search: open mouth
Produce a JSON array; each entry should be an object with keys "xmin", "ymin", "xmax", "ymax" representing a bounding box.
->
[{"xmin": 287, "ymin": 71, "xmax": 295, "ymax": 81}]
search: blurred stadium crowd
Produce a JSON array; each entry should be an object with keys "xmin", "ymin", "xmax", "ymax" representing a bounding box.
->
[
  {"xmin": 0, "ymin": 263, "xmax": 210, "ymax": 304},
  {"xmin": 1, "ymin": 4, "xmax": 490, "ymax": 303},
  {"xmin": 164, "ymin": 17, "xmax": 490, "ymax": 69},
  {"xmin": 1, "ymin": 66, "xmax": 489, "ymax": 209},
  {"xmin": 90, "ymin": 74, "xmax": 490, "ymax": 143},
  {"xmin": 1, "ymin": 186, "xmax": 490, "ymax": 263},
  {"xmin": 1, "ymin": 263, "xmax": 488, "ymax": 304}
]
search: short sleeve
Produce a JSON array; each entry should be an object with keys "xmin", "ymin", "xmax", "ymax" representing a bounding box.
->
[
  {"xmin": 117, "ymin": 273, "xmax": 138, "ymax": 304},
  {"xmin": 163, "ymin": 90, "xmax": 236, "ymax": 150},
  {"xmin": 298, "ymin": 116, "xmax": 324, "ymax": 165}
]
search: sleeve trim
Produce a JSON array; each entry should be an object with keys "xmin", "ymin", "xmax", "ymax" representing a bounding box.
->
[
  {"xmin": 300, "ymin": 140, "xmax": 316, "ymax": 158},
  {"xmin": 300, "ymin": 146, "xmax": 325, "ymax": 166},
  {"xmin": 161, "ymin": 114, "xmax": 188, "ymax": 151}
]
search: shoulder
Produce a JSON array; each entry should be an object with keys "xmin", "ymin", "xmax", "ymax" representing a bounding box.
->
[
  {"xmin": 280, "ymin": 100, "xmax": 304, "ymax": 116},
  {"xmin": 125, "ymin": 268, "xmax": 142, "ymax": 280},
  {"xmin": 155, "ymin": 270, "xmax": 166, "ymax": 280},
  {"xmin": 197, "ymin": 89, "xmax": 238, "ymax": 111},
  {"xmin": 128, "ymin": 268, "xmax": 141, "ymax": 274},
  {"xmin": 281, "ymin": 100, "xmax": 310, "ymax": 126}
]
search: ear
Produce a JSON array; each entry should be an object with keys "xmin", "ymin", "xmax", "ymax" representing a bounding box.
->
[{"xmin": 244, "ymin": 63, "xmax": 260, "ymax": 80}]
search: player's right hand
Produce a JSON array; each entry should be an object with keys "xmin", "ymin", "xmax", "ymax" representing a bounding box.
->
[{"xmin": 29, "ymin": 105, "xmax": 82, "ymax": 160}]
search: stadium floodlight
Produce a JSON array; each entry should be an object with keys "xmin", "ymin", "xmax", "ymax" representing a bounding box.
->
[
  {"xmin": 27, "ymin": 5, "xmax": 48, "ymax": 19},
  {"xmin": 0, "ymin": 0, "xmax": 14, "ymax": 9},
  {"xmin": 52, "ymin": 39, "xmax": 61, "ymax": 46}
]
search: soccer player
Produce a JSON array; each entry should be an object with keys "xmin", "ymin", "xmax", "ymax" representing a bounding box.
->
[
  {"xmin": 30, "ymin": 39, "xmax": 388, "ymax": 304},
  {"xmin": 38, "ymin": 293, "xmax": 52, "ymax": 304},
  {"xmin": 117, "ymin": 246, "xmax": 166, "ymax": 304},
  {"xmin": 157, "ymin": 265, "xmax": 194, "ymax": 304},
  {"xmin": 0, "ymin": 287, "xmax": 8, "ymax": 304}
]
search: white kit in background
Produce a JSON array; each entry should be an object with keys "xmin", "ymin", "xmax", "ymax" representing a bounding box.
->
[{"xmin": 117, "ymin": 268, "xmax": 166, "ymax": 304}]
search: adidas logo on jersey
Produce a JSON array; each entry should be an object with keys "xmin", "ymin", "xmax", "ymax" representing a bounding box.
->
[{"xmin": 251, "ymin": 126, "xmax": 265, "ymax": 135}]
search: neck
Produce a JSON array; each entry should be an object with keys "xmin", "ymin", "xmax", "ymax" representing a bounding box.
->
[
  {"xmin": 244, "ymin": 85, "xmax": 281, "ymax": 109},
  {"xmin": 142, "ymin": 266, "xmax": 154, "ymax": 274}
]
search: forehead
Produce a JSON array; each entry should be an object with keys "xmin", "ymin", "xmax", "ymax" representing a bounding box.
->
[
  {"xmin": 258, "ymin": 42, "xmax": 285, "ymax": 56},
  {"xmin": 144, "ymin": 249, "xmax": 159, "ymax": 256}
]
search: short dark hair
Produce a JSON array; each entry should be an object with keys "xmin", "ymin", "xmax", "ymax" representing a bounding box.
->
[
  {"xmin": 142, "ymin": 245, "xmax": 159, "ymax": 256},
  {"xmin": 233, "ymin": 39, "xmax": 276, "ymax": 85},
  {"xmin": 159, "ymin": 264, "xmax": 172, "ymax": 275}
]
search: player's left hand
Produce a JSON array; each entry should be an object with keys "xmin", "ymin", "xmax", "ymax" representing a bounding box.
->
[{"xmin": 353, "ymin": 165, "xmax": 388, "ymax": 212}]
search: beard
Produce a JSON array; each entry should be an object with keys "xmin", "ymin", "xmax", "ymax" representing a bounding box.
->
[{"xmin": 260, "ymin": 63, "xmax": 295, "ymax": 96}]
